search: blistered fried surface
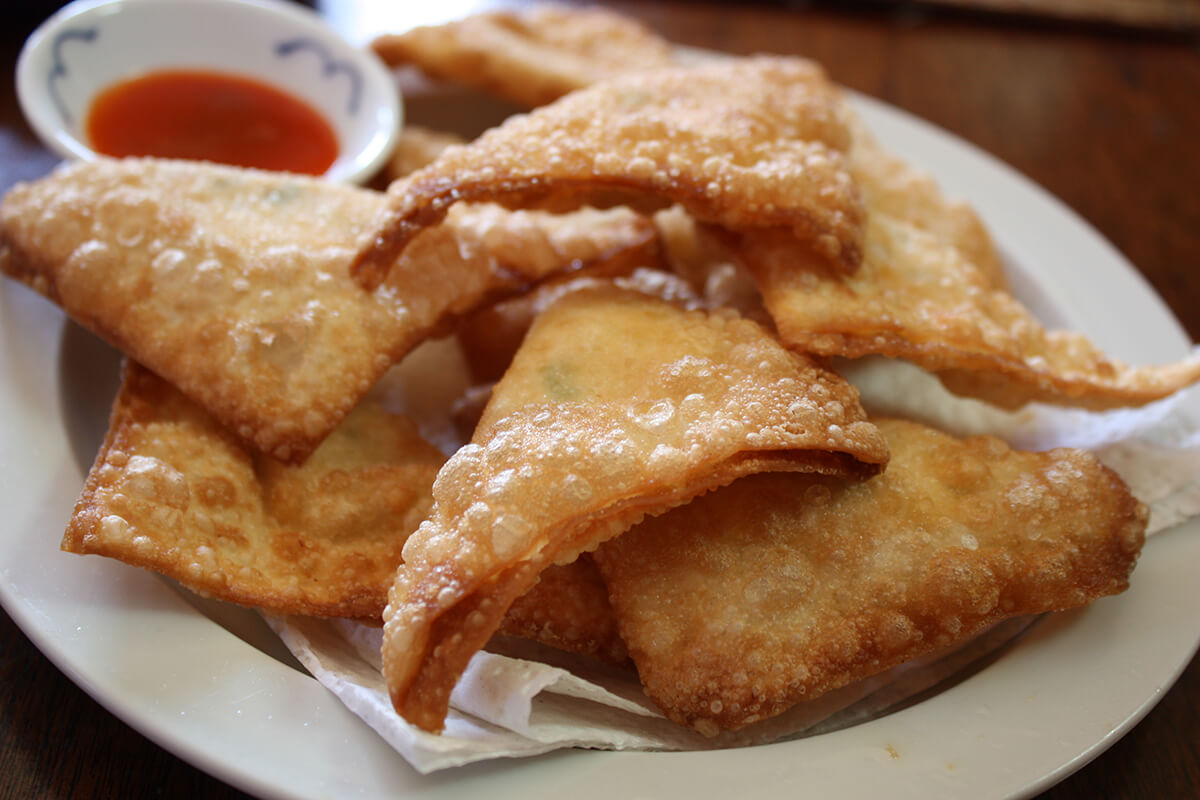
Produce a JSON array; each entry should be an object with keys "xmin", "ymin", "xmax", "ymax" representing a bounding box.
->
[
  {"xmin": 381, "ymin": 286, "xmax": 889, "ymax": 731},
  {"xmin": 0, "ymin": 159, "xmax": 660, "ymax": 459},
  {"xmin": 847, "ymin": 116, "xmax": 1006, "ymax": 290},
  {"xmin": 353, "ymin": 56, "xmax": 864, "ymax": 289},
  {"xmin": 0, "ymin": 159, "xmax": 401, "ymax": 461},
  {"xmin": 383, "ymin": 125, "xmax": 467, "ymax": 182},
  {"xmin": 594, "ymin": 418, "xmax": 1146, "ymax": 735},
  {"xmin": 750, "ymin": 213, "xmax": 1200, "ymax": 409},
  {"xmin": 62, "ymin": 362, "xmax": 444, "ymax": 619},
  {"xmin": 372, "ymin": 5, "xmax": 675, "ymax": 108},
  {"xmin": 499, "ymin": 555, "xmax": 628, "ymax": 665}
]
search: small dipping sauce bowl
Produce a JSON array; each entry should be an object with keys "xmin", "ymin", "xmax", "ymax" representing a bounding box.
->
[{"xmin": 17, "ymin": 0, "xmax": 402, "ymax": 184}]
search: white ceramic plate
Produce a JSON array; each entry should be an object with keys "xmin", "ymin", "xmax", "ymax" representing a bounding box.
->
[{"xmin": 2, "ymin": 93, "xmax": 1198, "ymax": 800}]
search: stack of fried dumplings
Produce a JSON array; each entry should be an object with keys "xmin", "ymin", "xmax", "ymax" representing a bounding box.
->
[{"xmin": 5, "ymin": 4, "xmax": 1192, "ymax": 743}]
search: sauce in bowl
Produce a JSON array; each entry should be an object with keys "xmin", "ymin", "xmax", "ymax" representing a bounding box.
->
[{"xmin": 86, "ymin": 69, "xmax": 339, "ymax": 175}]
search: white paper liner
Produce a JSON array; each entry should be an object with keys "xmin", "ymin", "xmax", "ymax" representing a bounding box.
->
[
  {"xmin": 266, "ymin": 356, "xmax": 1200, "ymax": 773},
  {"xmin": 265, "ymin": 612, "xmax": 1039, "ymax": 773}
]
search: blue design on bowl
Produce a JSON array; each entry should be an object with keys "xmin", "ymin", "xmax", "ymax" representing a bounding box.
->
[
  {"xmin": 18, "ymin": 0, "xmax": 403, "ymax": 184},
  {"xmin": 275, "ymin": 37, "xmax": 363, "ymax": 117},
  {"xmin": 47, "ymin": 26, "xmax": 97, "ymax": 126}
]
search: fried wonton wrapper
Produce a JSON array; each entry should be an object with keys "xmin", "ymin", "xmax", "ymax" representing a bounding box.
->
[
  {"xmin": 0, "ymin": 159, "xmax": 657, "ymax": 460},
  {"xmin": 382, "ymin": 286, "xmax": 889, "ymax": 731},
  {"xmin": 749, "ymin": 213, "xmax": 1200, "ymax": 409},
  {"xmin": 594, "ymin": 418, "xmax": 1146, "ymax": 735},
  {"xmin": 372, "ymin": 5, "xmax": 676, "ymax": 109},
  {"xmin": 63, "ymin": 361, "xmax": 444, "ymax": 618},
  {"xmin": 353, "ymin": 56, "xmax": 864, "ymax": 289}
]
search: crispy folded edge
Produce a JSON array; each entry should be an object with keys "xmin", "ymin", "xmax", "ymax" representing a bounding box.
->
[
  {"xmin": 352, "ymin": 56, "xmax": 863, "ymax": 290},
  {"xmin": 60, "ymin": 360, "xmax": 443, "ymax": 619},
  {"xmin": 752, "ymin": 215, "xmax": 1200, "ymax": 410},
  {"xmin": 371, "ymin": 5, "xmax": 676, "ymax": 108},
  {"xmin": 387, "ymin": 446, "xmax": 882, "ymax": 732}
]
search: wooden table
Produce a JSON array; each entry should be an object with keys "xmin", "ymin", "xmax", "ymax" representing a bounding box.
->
[{"xmin": 1, "ymin": 1, "xmax": 1197, "ymax": 797}]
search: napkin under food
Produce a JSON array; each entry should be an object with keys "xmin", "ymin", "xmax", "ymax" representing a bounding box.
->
[{"xmin": 268, "ymin": 355, "xmax": 1200, "ymax": 773}]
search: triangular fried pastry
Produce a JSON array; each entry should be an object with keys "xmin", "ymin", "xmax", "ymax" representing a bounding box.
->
[
  {"xmin": 353, "ymin": 56, "xmax": 865, "ymax": 289},
  {"xmin": 593, "ymin": 418, "xmax": 1147, "ymax": 736},
  {"xmin": 0, "ymin": 158, "xmax": 657, "ymax": 460},
  {"xmin": 372, "ymin": 5, "xmax": 676, "ymax": 109},
  {"xmin": 748, "ymin": 213, "xmax": 1200, "ymax": 409},
  {"xmin": 63, "ymin": 361, "xmax": 444, "ymax": 619},
  {"xmin": 381, "ymin": 285, "xmax": 889, "ymax": 731}
]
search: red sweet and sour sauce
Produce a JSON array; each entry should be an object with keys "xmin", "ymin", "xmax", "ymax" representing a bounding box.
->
[{"xmin": 85, "ymin": 69, "xmax": 339, "ymax": 175}]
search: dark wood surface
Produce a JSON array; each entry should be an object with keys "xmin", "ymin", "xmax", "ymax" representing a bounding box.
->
[{"xmin": 1, "ymin": 2, "xmax": 1197, "ymax": 798}]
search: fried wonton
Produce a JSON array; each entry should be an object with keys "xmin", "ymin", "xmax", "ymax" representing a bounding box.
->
[
  {"xmin": 352, "ymin": 56, "xmax": 864, "ymax": 289},
  {"xmin": 381, "ymin": 285, "xmax": 890, "ymax": 731},
  {"xmin": 415, "ymin": 204, "xmax": 665, "ymax": 385},
  {"xmin": 749, "ymin": 213, "xmax": 1200, "ymax": 409},
  {"xmin": 594, "ymin": 418, "xmax": 1146, "ymax": 735},
  {"xmin": 371, "ymin": 5, "xmax": 676, "ymax": 109},
  {"xmin": 0, "ymin": 159, "xmax": 658, "ymax": 460},
  {"xmin": 63, "ymin": 361, "xmax": 444, "ymax": 618},
  {"xmin": 443, "ymin": 204, "xmax": 658, "ymax": 304}
]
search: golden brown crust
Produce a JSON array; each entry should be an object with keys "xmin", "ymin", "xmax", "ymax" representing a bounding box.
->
[
  {"xmin": 371, "ymin": 5, "xmax": 676, "ymax": 108},
  {"xmin": 63, "ymin": 361, "xmax": 444, "ymax": 619},
  {"xmin": 750, "ymin": 213, "xmax": 1200, "ymax": 409},
  {"xmin": 594, "ymin": 418, "xmax": 1147, "ymax": 735},
  {"xmin": 353, "ymin": 56, "xmax": 865, "ymax": 289},
  {"xmin": 381, "ymin": 286, "xmax": 889, "ymax": 731},
  {"xmin": 0, "ymin": 159, "xmax": 662, "ymax": 460},
  {"xmin": 65, "ymin": 361, "xmax": 630, "ymax": 647},
  {"xmin": 0, "ymin": 159, "xmax": 397, "ymax": 462}
]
